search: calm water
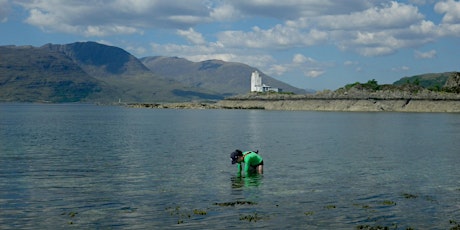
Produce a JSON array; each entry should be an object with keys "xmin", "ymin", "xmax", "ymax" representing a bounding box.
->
[{"xmin": 1, "ymin": 103, "xmax": 459, "ymax": 229}]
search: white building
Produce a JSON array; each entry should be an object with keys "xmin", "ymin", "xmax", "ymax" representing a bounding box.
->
[{"xmin": 250, "ymin": 71, "xmax": 280, "ymax": 92}]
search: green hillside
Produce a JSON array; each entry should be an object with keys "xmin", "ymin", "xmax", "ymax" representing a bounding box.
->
[
  {"xmin": 0, "ymin": 46, "xmax": 104, "ymax": 102},
  {"xmin": 393, "ymin": 72, "xmax": 453, "ymax": 90}
]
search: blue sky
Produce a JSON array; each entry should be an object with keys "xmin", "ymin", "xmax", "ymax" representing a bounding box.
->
[{"xmin": 1, "ymin": 0, "xmax": 460, "ymax": 90}]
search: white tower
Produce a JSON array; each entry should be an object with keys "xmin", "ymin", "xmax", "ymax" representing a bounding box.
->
[{"xmin": 251, "ymin": 71, "xmax": 262, "ymax": 92}]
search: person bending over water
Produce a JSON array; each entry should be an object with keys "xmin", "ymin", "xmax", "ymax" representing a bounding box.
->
[{"xmin": 230, "ymin": 149, "xmax": 263, "ymax": 176}]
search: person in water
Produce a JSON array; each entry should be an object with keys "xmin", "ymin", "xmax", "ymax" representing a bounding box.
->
[{"xmin": 230, "ymin": 149, "xmax": 263, "ymax": 175}]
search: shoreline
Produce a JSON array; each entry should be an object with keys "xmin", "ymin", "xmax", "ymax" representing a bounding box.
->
[{"xmin": 127, "ymin": 98, "xmax": 460, "ymax": 112}]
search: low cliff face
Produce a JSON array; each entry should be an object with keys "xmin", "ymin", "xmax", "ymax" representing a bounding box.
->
[
  {"xmin": 129, "ymin": 97, "xmax": 460, "ymax": 112},
  {"xmin": 216, "ymin": 84, "xmax": 460, "ymax": 112},
  {"xmin": 216, "ymin": 98, "xmax": 460, "ymax": 112}
]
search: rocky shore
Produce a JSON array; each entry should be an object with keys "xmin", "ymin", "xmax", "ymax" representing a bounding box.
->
[
  {"xmin": 216, "ymin": 98, "xmax": 460, "ymax": 112},
  {"xmin": 213, "ymin": 89, "xmax": 460, "ymax": 112},
  {"xmin": 127, "ymin": 97, "xmax": 460, "ymax": 112}
]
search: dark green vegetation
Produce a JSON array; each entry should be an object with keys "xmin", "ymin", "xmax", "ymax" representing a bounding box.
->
[
  {"xmin": 239, "ymin": 212, "xmax": 266, "ymax": 222},
  {"xmin": 61, "ymin": 211, "xmax": 78, "ymax": 225},
  {"xmin": 214, "ymin": 200, "xmax": 258, "ymax": 206},
  {"xmin": 165, "ymin": 206, "xmax": 209, "ymax": 224},
  {"xmin": 394, "ymin": 72, "xmax": 454, "ymax": 92},
  {"xmin": 0, "ymin": 42, "xmax": 305, "ymax": 103},
  {"xmin": 342, "ymin": 72, "xmax": 460, "ymax": 94}
]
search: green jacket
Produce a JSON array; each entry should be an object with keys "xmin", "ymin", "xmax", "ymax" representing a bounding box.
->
[{"xmin": 237, "ymin": 151, "xmax": 263, "ymax": 174}]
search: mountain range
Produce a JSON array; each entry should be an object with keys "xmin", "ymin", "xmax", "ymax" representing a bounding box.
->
[{"xmin": 0, "ymin": 41, "xmax": 306, "ymax": 103}]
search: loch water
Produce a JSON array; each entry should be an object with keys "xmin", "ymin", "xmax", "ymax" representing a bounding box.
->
[{"xmin": 1, "ymin": 103, "xmax": 459, "ymax": 229}]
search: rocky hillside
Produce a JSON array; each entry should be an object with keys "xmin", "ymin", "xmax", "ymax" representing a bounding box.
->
[{"xmin": 0, "ymin": 45, "xmax": 106, "ymax": 102}]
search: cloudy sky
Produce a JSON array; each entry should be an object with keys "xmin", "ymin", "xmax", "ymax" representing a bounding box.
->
[{"xmin": 1, "ymin": 0, "xmax": 459, "ymax": 90}]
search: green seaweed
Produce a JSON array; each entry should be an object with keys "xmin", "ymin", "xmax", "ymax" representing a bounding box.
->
[
  {"xmin": 61, "ymin": 211, "xmax": 78, "ymax": 218},
  {"xmin": 61, "ymin": 211, "xmax": 78, "ymax": 225},
  {"xmin": 403, "ymin": 193, "xmax": 418, "ymax": 199},
  {"xmin": 304, "ymin": 211, "xmax": 314, "ymax": 216},
  {"xmin": 239, "ymin": 212, "xmax": 266, "ymax": 222},
  {"xmin": 353, "ymin": 203, "xmax": 372, "ymax": 209},
  {"xmin": 450, "ymin": 220, "xmax": 460, "ymax": 230},
  {"xmin": 214, "ymin": 201, "xmax": 257, "ymax": 206},
  {"xmin": 381, "ymin": 200, "xmax": 396, "ymax": 206},
  {"xmin": 193, "ymin": 209, "xmax": 207, "ymax": 215},
  {"xmin": 165, "ymin": 206, "xmax": 209, "ymax": 224},
  {"xmin": 356, "ymin": 224, "xmax": 400, "ymax": 230}
]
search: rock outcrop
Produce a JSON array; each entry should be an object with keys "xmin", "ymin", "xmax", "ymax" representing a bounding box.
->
[{"xmin": 444, "ymin": 72, "xmax": 460, "ymax": 93}]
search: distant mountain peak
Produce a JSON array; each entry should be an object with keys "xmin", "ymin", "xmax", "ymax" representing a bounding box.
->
[{"xmin": 41, "ymin": 41, "xmax": 149, "ymax": 76}]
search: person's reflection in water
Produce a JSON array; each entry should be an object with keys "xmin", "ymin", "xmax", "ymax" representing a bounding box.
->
[{"xmin": 231, "ymin": 173, "xmax": 262, "ymax": 189}]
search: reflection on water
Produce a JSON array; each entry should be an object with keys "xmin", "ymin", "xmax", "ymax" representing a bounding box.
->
[{"xmin": 231, "ymin": 174, "xmax": 263, "ymax": 189}]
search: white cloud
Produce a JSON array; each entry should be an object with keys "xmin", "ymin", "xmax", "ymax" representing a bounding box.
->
[
  {"xmin": 18, "ymin": 0, "xmax": 213, "ymax": 36},
  {"xmin": 357, "ymin": 46, "xmax": 396, "ymax": 57},
  {"xmin": 434, "ymin": 0, "xmax": 460, "ymax": 37},
  {"xmin": 409, "ymin": 0, "xmax": 427, "ymax": 4},
  {"xmin": 317, "ymin": 2, "xmax": 424, "ymax": 30},
  {"xmin": 435, "ymin": 0, "xmax": 460, "ymax": 24},
  {"xmin": 268, "ymin": 65, "xmax": 288, "ymax": 76},
  {"xmin": 265, "ymin": 53, "xmax": 325, "ymax": 78},
  {"xmin": 344, "ymin": 60, "xmax": 358, "ymax": 66},
  {"xmin": 292, "ymin": 54, "xmax": 315, "ymax": 64},
  {"xmin": 392, "ymin": 66, "xmax": 410, "ymax": 72},
  {"xmin": 230, "ymin": 0, "xmax": 373, "ymax": 19},
  {"xmin": 216, "ymin": 1, "xmax": 439, "ymax": 57},
  {"xmin": 305, "ymin": 69, "xmax": 325, "ymax": 78},
  {"xmin": 415, "ymin": 49, "xmax": 437, "ymax": 59},
  {"xmin": 0, "ymin": 0, "xmax": 10, "ymax": 23},
  {"xmin": 177, "ymin": 28, "xmax": 206, "ymax": 45},
  {"xmin": 217, "ymin": 24, "xmax": 327, "ymax": 49},
  {"xmin": 409, "ymin": 20, "xmax": 438, "ymax": 35},
  {"xmin": 323, "ymin": 2, "xmax": 436, "ymax": 56},
  {"xmin": 210, "ymin": 3, "xmax": 240, "ymax": 21}
]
